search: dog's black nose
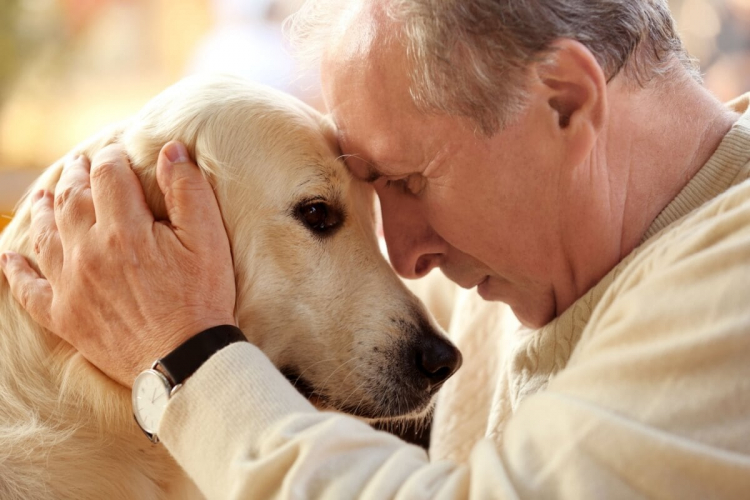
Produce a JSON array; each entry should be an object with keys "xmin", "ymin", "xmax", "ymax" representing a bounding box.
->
[{"xmin": 414, "ymin": 334, "xmax": 462, "ymax": 391}]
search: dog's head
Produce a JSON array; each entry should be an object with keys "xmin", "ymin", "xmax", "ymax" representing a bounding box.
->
[{"xmin": 36, "ymin": 75, "xmax": 463, "ymax": 420}]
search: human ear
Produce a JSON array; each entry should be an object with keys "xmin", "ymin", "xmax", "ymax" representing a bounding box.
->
[{"xmin": 535, "ymin": 39, "xmax": 607, "ymax": 133}]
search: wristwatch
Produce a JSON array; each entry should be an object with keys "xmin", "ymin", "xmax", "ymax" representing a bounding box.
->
[{"xmin": 131, "ymin": 324, "xmax": 246, "ymax": 443}]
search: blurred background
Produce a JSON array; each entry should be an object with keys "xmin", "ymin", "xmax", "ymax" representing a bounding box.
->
[{"xmin": 1, "ymin": 0, "xmax": 749, "ymax": 232}]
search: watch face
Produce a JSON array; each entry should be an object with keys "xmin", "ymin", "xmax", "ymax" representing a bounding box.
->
[{"xmin": 132, "ymin": 370, "xmax": 172, "ymax": 435}]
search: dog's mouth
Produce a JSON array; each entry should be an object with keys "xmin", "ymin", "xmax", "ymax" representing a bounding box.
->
[
  {"xmin": 280, "ymin": 366, "xmax": 434, "ymax": 420},
  {"xmin": 280, "ymin": 368, "xmax": 331, "ymax": 409},
  {"xmin": 335, "ymin": 397, "xmax": 433, "ymax": 421}
]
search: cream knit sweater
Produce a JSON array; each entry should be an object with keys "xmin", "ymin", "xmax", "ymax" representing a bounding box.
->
[{"xmin": 160, "ymin": 94, "xmax": 750, "ymax": 499}]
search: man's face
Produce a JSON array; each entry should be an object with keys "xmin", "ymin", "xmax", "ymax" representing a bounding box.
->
[{"xmin": 321, "ymin": 31, "xmax": 584, "ymax": 328}]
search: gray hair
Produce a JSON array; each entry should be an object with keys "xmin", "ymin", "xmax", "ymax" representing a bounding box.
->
[{"xmin": 286, "ymin": 0, "xmax": 699, "ymax": 135}]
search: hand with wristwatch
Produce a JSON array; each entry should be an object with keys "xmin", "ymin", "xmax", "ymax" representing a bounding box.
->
[
  {"xmin": 0, "ymin": 145, "xmax": 242, "ymax": 442},
  {"xmin": 132, "ymin": 324, "xmax": 247, "ymax": 443}
]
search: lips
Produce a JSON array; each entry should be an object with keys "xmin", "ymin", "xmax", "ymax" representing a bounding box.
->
[
  {"xmin": 477, "ymin": 276, "xmax": 495, "ymax": 300},
  {"xmin": 453, "ymin": 275, "xmax": 488, "ymax": 290}
]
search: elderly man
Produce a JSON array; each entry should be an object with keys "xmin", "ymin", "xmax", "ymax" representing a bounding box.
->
[{"xmin": 2, "ymin": 0, "xmax": 749, "ymax": 498}]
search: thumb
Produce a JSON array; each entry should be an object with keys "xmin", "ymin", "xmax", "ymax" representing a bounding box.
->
[
  {"xmin": 1, "ymin": 252, "xmax": 53, "ymax": 331},
  {"xmin": 156, "ymin": 141, "xmax": 227, "ymax": 250}
]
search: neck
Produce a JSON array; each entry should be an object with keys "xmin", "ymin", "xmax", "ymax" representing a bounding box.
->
[
  {"xmin": 608, "ymin": 74, "xmax": 739, "ymax": 258},
  {"xmin": 556, "ymin": 71, "xmax": 739, "ymax": 318}
]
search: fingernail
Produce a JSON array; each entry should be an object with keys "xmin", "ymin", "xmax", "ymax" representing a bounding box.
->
[{"xmin": 164, "ymin": 142, "xmax": 189, "ymax": 164}]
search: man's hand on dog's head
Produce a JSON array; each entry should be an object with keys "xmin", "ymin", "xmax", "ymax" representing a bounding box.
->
[{"xmin": 0, "ymin": 141, "xmax": 237, "ymax": 387}]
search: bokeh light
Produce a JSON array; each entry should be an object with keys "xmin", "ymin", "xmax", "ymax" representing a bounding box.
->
[{"xmin": 0, "ymin": 0, "xmax": 748, "ymax": 232}]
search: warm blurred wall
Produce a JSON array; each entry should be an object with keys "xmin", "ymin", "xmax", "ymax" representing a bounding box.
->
[
  {"xmin": 1, "ymin": 0, "xmax": 749, "ymax": 233},
  {"xmin": 0, "ymin": 0, "xmax": 214, "ymax": 231},
  {"xmin": 672, "ymin": 0, "xmax": 750, "ymax": 100}
]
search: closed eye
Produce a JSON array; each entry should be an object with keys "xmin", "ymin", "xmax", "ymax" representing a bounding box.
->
[{"xmin": 384, "ymin": 174, "xmax": 425, "ymax": 196}]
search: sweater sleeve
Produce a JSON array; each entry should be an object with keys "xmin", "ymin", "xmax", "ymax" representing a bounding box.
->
[
  {"xmin": 158, "ymin": 193, "xmax": 750, "ymax": 500},
  {"xmin": 157, "ymin": 341, "xmax": 518, "ymax": 499}
]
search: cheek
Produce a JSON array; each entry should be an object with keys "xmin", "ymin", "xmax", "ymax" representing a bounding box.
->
[
  {"xmin": 425, "ymin": 173, "xmax": 556, "ymax": 276},
  {"xmin": 425, "ymin": 184, "xmax": 485, "ymax": 244}
]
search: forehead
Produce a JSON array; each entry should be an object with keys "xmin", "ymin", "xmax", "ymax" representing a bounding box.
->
[
  {"xmin": 330, "ymin": 1, "xmax": 380, "ymax": 63},
  {"xmin": 323, "ymin": 52, "xmax": 425, "ymax": 171},
  {"xmin": 320, "ymin": 0, "xmax": 412, "ymax": 119}
]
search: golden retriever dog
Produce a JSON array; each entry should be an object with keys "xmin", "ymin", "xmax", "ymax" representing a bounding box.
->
[{"xmin": 0, "ymin": 75, "xmax": 462, "ymax": 500}]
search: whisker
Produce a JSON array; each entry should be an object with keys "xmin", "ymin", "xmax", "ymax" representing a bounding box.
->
[
  {"xmin": 318, "ymin": 357, "xmax": 361, "ymax": 390},
  {"xmin": 337, "ymin": 374, "xmax": 369, "ymax": 411},
  {"xmin": 292, "ymin": 356, "xmax": 340, "ymax": 385}
]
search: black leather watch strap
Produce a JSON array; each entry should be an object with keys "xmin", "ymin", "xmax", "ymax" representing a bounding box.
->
[{"xmin": 157, "ymin": 324, "xmax": 247, "ymax": 386}]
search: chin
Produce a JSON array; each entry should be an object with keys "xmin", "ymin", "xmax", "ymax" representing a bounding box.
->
[
  {"xmin": 477, "ymin": 276, "xmax": 557, "ymax": 328},
  {"xmin": 502, "ymin": 292, "xmax": 556, "ymax": 328},
  {"xmin": 511, "ymin": 302, "xmax": 556, "ymax": 329}
]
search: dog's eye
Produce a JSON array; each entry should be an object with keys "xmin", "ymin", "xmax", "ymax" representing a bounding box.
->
[{"xmin": 297, "ymin": 202, "xmax": 341, "ymax": 235}]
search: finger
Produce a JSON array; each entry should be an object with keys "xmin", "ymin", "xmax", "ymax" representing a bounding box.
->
[
  {"xmin": 54, "ymin": 155, "xmax": 95, "ymax": 240},
  {"xmin": 29, "ymin": 190, "xmax": 63, "ymax": 282},
  {"xmin": 90, "ymin": 144, "xmax": 154, "ymax": 228},
  {"xmin": 156, "ymin": 141, "xmax": 228, "ymax": 252},
  {"xmin": 0, "ymin": 252, "xmax": 53, "ymax": 331}
]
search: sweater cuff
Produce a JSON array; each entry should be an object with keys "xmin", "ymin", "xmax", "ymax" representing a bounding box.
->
[{"xmin": 157, "ymin": 342, "xmax": 316, "ymax": 486}]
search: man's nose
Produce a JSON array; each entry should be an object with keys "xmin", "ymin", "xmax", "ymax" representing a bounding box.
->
[{"xmin": 379, "ymin": 191, "xmax": 446, "ymax": 279}]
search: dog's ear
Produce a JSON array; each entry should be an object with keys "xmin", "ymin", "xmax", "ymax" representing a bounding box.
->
[
  {"xmin": 120, "ymin": 122, "xmax": 220, "ymax": 223},
  {"xmin": 126, "ymin": 151, "xmax": 168, "ymax": 222},
  {"xmin": 116, "ymin": 132, "xmax": 176, "ymax": 222},
  {"xmin": 120, "ymin": 140, "xmax": 221, "ymax": 224}
]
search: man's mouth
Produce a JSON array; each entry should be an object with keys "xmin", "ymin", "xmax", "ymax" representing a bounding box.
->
[
  {"xmin": 454, "ymin": 275, "xmax": 489, "ymax": 290},
  {"xmin": 477, "ymin": 276, "xmax": 493, "ymax": 299},
  {"xmin": 476, "ymin": 276, "xmax": 489, "ymax": 288}
]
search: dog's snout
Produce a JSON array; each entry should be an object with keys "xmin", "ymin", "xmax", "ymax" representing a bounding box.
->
[{"xmin": 414, "ymin": 332, "xmax": 462, "ymax": 391}]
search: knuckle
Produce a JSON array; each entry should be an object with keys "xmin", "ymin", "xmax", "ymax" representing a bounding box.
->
[
  {"xmin": 103, "ymin": 231, "xmax": 119, "ymax": 251},
  {"xmin": 102, "ymin": 226, "xmax": 132, "ymax": 252},
  {"xmin": 34, "ymin": 237, "xmax": 62, "ymax": 278},
  {"xmin": 17, "ymin": 283, "xmax": 33, "ymax": 310},
  {"xmin": 33, "ymin": 229, "xmax": 51, "ymax": 255},
  {"xmin": 54, "ymin": 185, "xmax": 84, "ymax": 212},
  {"xmin": 89, "ymin": 160, "xmax": 119, "ymax": 183},
  {"xmin": 69, "ymin": 246, "xmax": 101, "ymax": 278},
  {"xmin": 172, "ymin": 174, "xmax": 210, "ymax": 194},
  {"xmin": 68, "ymin": 246, "xmax": 86, "ymax": 270}
]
